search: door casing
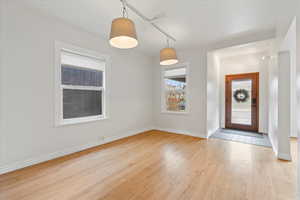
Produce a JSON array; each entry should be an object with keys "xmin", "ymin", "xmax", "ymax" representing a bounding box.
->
[{"xmin": 225, "ymin": 72, "xmax": 259, "ymax": 132}]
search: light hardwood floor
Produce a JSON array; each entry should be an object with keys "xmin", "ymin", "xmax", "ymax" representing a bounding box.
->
[{"xmin": 0, "ymin": 130, "xmax": 297, "ymax": 200}]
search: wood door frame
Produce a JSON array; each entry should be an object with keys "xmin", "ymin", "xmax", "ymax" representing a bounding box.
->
[{"xmin": 225, "ymin": 72, "xmax": 259, "ymax": 132}]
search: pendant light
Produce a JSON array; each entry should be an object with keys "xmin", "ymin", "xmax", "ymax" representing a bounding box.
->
[
  {"xmin": 109, "ymin": 1, "xmax": 138, "ymax": 49},
  {"xmin": 160, "ymin": 39, "xmax": 178, "ymax": 65}
]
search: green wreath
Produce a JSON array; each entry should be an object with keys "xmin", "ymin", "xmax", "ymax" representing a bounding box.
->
[{"xmin": 233, "ymin": 89, "xmax": 249, "ymax": 103}]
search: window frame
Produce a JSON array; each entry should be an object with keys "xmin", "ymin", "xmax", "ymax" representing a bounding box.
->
[
  {"xmin": 54, "ymin": 41, "xmax": 111, "ymax": 126},
  {"xmin": 161, "ymin": 62, "xmax": 189, "ymax": 115}
]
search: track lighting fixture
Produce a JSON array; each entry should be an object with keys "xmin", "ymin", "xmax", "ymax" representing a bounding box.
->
[{"xmin": 109, "ymin": 0, "xmax": 178, "ymax": 65}]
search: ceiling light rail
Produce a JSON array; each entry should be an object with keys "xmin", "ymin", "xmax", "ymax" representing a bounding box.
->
[
  {"xmin": 120, "ymin": 0, "xmax": 176, "ymax": 42},
  {"xmin": 109, "ymin": 0, "xmax": 178, "ymax": 65}
]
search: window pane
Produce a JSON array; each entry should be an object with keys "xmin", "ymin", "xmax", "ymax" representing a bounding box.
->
[
  {"xmin": 231, "ymin": 79, "xmax": 252, "ymax": 125},
  {"xmin": 164, "ymin": 68, "xmax": 186, "ymax": 112},
  {"xmin": 63, "ymin": 89, "xmax": 102, "ymax": 119},
  {"xmin": 62, "ymin": 65, "xmax": 103, "ymax": 87}
]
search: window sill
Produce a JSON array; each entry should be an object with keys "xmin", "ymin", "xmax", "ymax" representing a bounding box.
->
[
  {"xmin": 56, "ymin": 115, "xmax": 108, "ymax": 127},
  {"xmin": 161, "ymin": 111, "xmax": 189, "ymax": 115}
]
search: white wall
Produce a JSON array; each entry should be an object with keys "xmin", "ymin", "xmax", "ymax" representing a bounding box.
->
[
  {"xmin": 218, "ymin": 52, "xmax": 269, "ymax": 133},
  {"xmin": 296, "ymin": 9, "xmax": 300, "ymax": 200},
  {"xmin": 268, "ymin": 47, "xmax": 292, "ymax": 160},
  {"xmin": 0, "ymin": 0, "xmax": 6, "ymax": 167},
  {"xmin": 280, "ymin": 18, "xmax": 297, "ymax": 137},
  {"xmin": 153, "ymin": 50, "xmax": 207, "ymax": 138},
  {"xmin": 267, "ymin": 50, "xmax": 279, "ymax": 156},
  {"xmin": 297, "ymin": 7, "xmax": 300, "ymax": 133},
  {"xmin": 277, "ymin": 52, "xmax": 291, "ymax": 160},
  {"xmin": 0, "ymin": 1, "xmax": 153, "ymax": 173},
  {"xmin": 206, "ymin": 52, "xmax": 220, "ymax": 137},
  {"xmin": 268, "ymin": 10, "xmax": 297, "ymax": 160}
]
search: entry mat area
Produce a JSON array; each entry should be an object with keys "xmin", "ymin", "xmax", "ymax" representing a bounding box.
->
[{"xmin": 210, "ymin": 129, "xmax": 272, "ymax": 148}]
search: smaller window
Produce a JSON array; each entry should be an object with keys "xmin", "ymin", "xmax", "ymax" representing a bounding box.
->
[
  {"xmin": 162, "ymin": 65, "xmax": 188, "ymax": 113},
  {"xmin": 55, "ymin": 42, "xmax": 109, "ymax": 126}
]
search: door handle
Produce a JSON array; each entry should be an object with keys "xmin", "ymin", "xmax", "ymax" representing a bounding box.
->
[{"xmin": 252, "ymin": 98, "xmax": 257, "ymax": 105}]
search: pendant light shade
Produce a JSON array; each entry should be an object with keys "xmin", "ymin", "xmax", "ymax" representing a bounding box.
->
[
  {"xmin": 109, "ymin": 17, "xmax": 138, "ymax": 49},
  {"xmin": 160, "ymin": 47, "xmax": 178, "ymax": 65}
]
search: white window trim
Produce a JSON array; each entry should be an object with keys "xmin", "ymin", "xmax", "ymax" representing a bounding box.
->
[
  {"xmin": 54, "ymin": 41, "xmax": 111, "ymax": 126},
  {"xmin": 161, "ymin": 62, "xmax": 190, "ymax": 115}
]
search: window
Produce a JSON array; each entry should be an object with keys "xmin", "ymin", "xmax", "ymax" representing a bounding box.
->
[
  {"xmin": 161, "ymin": 64, "xmax": 188, "ymax": 113},
  {"xmin": 55, "ymin": 42, "xmax": 110, "ymax": 125}
]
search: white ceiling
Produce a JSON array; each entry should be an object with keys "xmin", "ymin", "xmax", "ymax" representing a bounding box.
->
[
  {"xmin": 214, "ymin": 39, "xmax": 274, "ymax": 59},
  {"xmin": 214, "ymin": 39, "xmax": 274, "ymax": 69},
  {"xmin": 20, "ymin": 0, "xmax": 277, "ymax": 55}
]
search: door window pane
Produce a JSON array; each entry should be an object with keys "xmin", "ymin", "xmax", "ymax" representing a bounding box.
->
[
  {"xmin": 164, "ymin": 68, "xmax": 186, "ymax": 112},
  {"xmin": 231, "ymin": 79, "xmax": 252, "ymax": 125},
  {"xmin": 63, "ymin": 89, "xmax": 102, "ymax": 119}
]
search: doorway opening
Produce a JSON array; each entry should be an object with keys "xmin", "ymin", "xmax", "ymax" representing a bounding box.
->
[{"xmin": 206, "ymin": 40, "xmax": 273, "ymax": 147}]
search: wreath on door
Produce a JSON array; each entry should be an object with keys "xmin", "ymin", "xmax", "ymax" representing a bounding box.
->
[{"xmin": 233, "ymin": 89, "xmax": 249, "ymax": 103}]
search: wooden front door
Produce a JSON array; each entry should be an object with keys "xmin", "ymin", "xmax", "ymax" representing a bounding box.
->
[{"xmin": 225, "ymin": 73, "xmax": 259, "ymax": 132}]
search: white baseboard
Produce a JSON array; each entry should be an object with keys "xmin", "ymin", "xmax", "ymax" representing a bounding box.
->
[
  {"xmin": 277, "ymin": 152, "xmax": 292, "ymax": 161},
  {"xmin": 0, "ymin": 127, "xmax": 152, "ymax": 175},
  {"xmin": 207, "ymin": 128, "xmax": 220, "ymax": 138},
  {"xmin": 269, "ymin": 138, "xmax": 292, "ymax": 161},
  {"xmin": 153, "ymin": 127, "xmax": 207, "ymax": 139}
]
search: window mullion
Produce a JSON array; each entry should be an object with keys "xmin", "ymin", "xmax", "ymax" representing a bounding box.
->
[{"xmin": 61, "ymin": 85, "xmax": 103, "ymax": 91}]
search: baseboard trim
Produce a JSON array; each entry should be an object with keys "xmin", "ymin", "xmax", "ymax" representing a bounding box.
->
[
  {"xmin": 207, "ymin": 128, "xmax": 220, "ymax": 138},
  {"xmin": 277, "ymin": 152, "xmax": 292, "ymax": 161},
  {"xmin": 153, "ymin": 127, "xmax": 207, "ymax": 139},
  {"xmin": 0, "ymin": 127, "xmax": 152, "ymax": 175}
]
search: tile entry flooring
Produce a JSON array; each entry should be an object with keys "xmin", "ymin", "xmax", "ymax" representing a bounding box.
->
[{"xmin": 210, "ymin": 129, "xmax": 272, "ymax": 147}]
